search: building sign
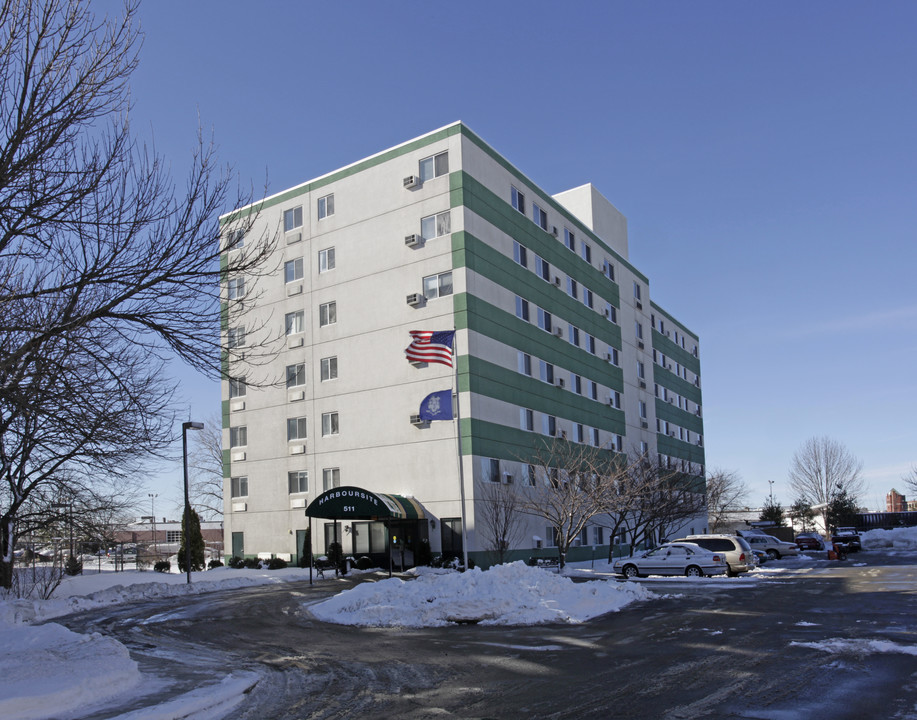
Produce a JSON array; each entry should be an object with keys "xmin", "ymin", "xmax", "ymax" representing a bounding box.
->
[{"xmin": 307, "ymin": 486, "xmax": 403, "ymax": 519}]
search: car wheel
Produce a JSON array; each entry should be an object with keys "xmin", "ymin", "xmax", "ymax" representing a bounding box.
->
[
  {"xmin": 623, "ymin": 564, "xmax": 640, "ymax": 579},
  {"xmin": 766, "ymin": 549, "xmax": 779, "ymax": 560},
  {"xmin": 685, "ymin": 565, "xmax": 704, "ymax": 577}
]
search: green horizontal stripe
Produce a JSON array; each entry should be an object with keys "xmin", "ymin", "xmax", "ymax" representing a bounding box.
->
[{"xmin": 654, "ymin": 398, "xmax": 704, "ymax": 435}]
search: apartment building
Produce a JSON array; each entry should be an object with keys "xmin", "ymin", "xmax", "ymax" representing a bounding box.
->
[{"xmin": 220, "ymin": 122, "xmax": 706, "ymax": 567}]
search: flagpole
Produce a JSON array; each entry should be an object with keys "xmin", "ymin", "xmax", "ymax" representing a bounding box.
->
[{"xmin": 451, "ymin": 326, "xmax": 470, "ymax": 570}]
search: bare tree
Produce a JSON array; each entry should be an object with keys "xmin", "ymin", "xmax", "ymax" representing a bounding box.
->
[
  {"xmin": 516, "ymin": 436, "xmax": 610, "ymax": 570},
  {"xmin": 705, "ymin": 468, "xmax": 749, "ymax": 532},
  {"xmin": 0, "ymin": 1, "xmax": 274, "ymax": 588},
  {"xmin": 788, "ymin": 436, "xmax": 864, "ymax": 534},
  {"xmin": 902, "ymin": 466, "xmax": 917, "ymax": 497},
  {"xmin": 187, "ymin": 413, "xmax": 224, "ymax": 521},
  {"xmin": 477, "ymin": 479, "xmax": 526, "ymax": 566}
]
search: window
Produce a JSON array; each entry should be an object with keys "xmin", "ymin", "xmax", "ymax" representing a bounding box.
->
[
  {"xmin": 317, "ymin": 193, "xmax": 334, "ymax": 219},
  {"xmin": 634, "ymin": 282, "xmax": 642, "ymax": 301},
  {"xmin": 635, "ymin": 321, "xmax": 643, "ymax": 340},
  {"xmin": 229, "ymin": 376, "xmax": 246, "ymax": 398},
  {"xmin": 288, "ymin": 470, "xmax": 308, "ymax": 494},
  {"xmin": 588, "ymin": 380, "xmax": 598, "ymax": 400},
  {"xmin": 226, "ymin": 228, "xmax": 245, "ymax": 251},
  {"xmin": 568, "ymin": 325, "xmax": 580, "ymax": 347},
  {"xmin": 320, "ymin": 356, "xmax": 338, "ymax": 381},
  {"xmin": 609, "ymin": 390, "xmax": 621, "ymax": 409},
  {"xmin": 603, "ymin": 260, "xmax": 615, "ymax": 281},
  {"xmin": 166, "ymin": 530, "xmax": 182, "ymax": 543},
  {"xmin": 423, "ymin": 271, "xmax": 453, "ymax": 300},
  {"xmin": 591, "ymin": 428, "xmax": 600, "ymax": 446},
  {"xmin": 606, "ymin": 303, "xmax": 618, "ymax": 324},
  {"xmin": 525, "ymin": 465, "xmax": 537, "ymax": 487},
  {"xmin": 286, "ymin": 363, "xmax": 306, "ymax": 388},
  {"xmin": 421, "ymin": 210, "xmax": 451, "ymax": 240},
  {"xmin": 227, "ymin": 277, "xmax": 245, "ymax": 300},
  {"xmin": 284, "ymin": 258, "xmax": 303, "ymax": 283},
  {"xmin": 441, "ymin": 518, "xmax": 463, "ymax": 555},
  {"xmin": 319, "ymin": 301, "xmax": 337, "ymax": 327},
  {"xmin": 487, "ymin": 458, "xmax": 500, "ymax": 482},
  {"xmin": 323, "ymin": 467, "xmax": 340, "ymax": 491},
  {"xmin": 321, "ymin": 411, "xmax": 339, "ymax": 437},
  {"xmin": 532, "ymin": 202, "xmax": 547, "ymax": 230},
  {"xmin": 283, "ymin": 206, "xmax": 303, "ymax": 232},
  {"xmin": 287, "ymin": 417, "xmax": 307, "ymax": 441},
  {"xmin": 608, "ymin": 347, "xmax": 619, "ymax": 366},
  {"xmin": 575, "ymin": 423, "xmax": 584, "ymax": 443},
  {"xmin": 582, "ymin": 288, "xmax": 594, "ymax": 309},
  {"xmin": 543, "ymin": 414, "xmax": 557, "ymax": 436},
  {"xmin": 231, "ymin": 477, "xmax": 248, "ymax": 498},
  {"xmin": 535, "ymin": 255, "xmax": 550, "ymax": 281},
  {"xmin": 637, "ymin": 361, "xmax": 645, "ymax": 379},
  {"xmin": 571, "ymin": 373, "xmax": 582, "ymax": 395},
  {"xmin": 564, "ymin": 228, "xmax": 575, "ymax": 252},
  {"xmin": 511, "ymin": 186, "xmax": 525, "ymax": 214},
  {"xmin": 227, "ymin": 326, "xmax": 245, "ymax": 349},
  {"xmin": 517, "ymin": 351, "xmax": 532, "ymax": 376},
  {"xmin": 229, "ymin": 426, "xmax": 247, "ymax": 448},
  {"xmin": 639, "ymin": 401, "xmax": 647, "ymax": 419},
  {"xmin": 581, "ymin": 243, "xmax": 592, "ymax": 263},
  {"xmin": 586, "ymin": 334, "xmax": 596, "ymax": 354},
  {"xmin": 515, "ymin": 296, "xmax": 530, "ymax": 322},
  {"xmin": 567, "ymin": 277, "xmax": 578, "ymax": 300},
  {"xmin": 285, "ymin": 310, "xmax": 304, "ymax": 335},
  {"xmin": 318, "ymin": 247, "xmax": 336, "ymax": 273},
  {"xmin": 539, "ymin": 360, "xmax": 554, "ymax": 384},
  {"xmin": 520, "ymin": 408, "xmax": 534, "ymax": 431},
  {"xmin": 419, "ymin": 151, "xmax": 448, "ymax": 181},
  {"xmin": 537, "ymin": 307, "xmax": 552, "ymax": 333},
  {"xmin": 513, "ymin": 241, "xmax": 528, "ymax": 268}
]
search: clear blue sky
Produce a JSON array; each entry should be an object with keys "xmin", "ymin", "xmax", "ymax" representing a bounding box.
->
[{"xmin": 130, "ymin": 1, "xmax": 917, "ymax": 516}]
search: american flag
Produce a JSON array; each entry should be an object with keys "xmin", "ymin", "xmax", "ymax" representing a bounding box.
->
[{"xmin": 405, "ymin": 330, "xmax": 455, "ymax": 367}]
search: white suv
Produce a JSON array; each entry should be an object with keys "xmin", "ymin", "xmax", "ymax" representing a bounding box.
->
[{"xmin": 673, "ymin": 534, "xmax": 754, "ymax": 576}]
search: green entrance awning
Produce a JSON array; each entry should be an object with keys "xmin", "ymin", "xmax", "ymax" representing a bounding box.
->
[{"xmin": 306, "ymin": 486, "xmax": 426, "ymax": 520}]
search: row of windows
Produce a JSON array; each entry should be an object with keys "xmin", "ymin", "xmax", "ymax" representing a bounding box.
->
[
  {"xmin": 517, "ymin": 350, "xmax": 622, "ymax": 408},
  {"xmin": 653, "ymin": 349, "xmax": 700, "ymax": 388},
  {"xmin": 510, "ymin": 186, "xmax": 623, "ymax": 290},
  {"xmin": 517, "ymin": 406, "xmax": 625, "ymax": 451},
  {"xmin": 230, "ymin": 467, "xmax": 341, "ymax": 499},
  {"xmin": 652, "ymin": 313, "xmax": 699, "ymax": 357},
  {"xmin": 229, "ymin": 411, "xmax": 340, "ymax": 448},
  {"xmin": 283, "ymin": 193, "xmax": 335, "ymax": 233},
  {"xmin": 229, "ymin": 357, "xmax": 338, "ymax": 399},
  {"xmin": 515, "ymin": 295, "xmax": 615, "ymax": 361},
  {"xmin": 654, "ymin": 382, "xmax": 701, "ymax": 417},
  {"xmin": 658, "ymin": 454, "xmax": 705, "ymax": 477},
  {"xmin": 512, "ymin": 241, "xmax": 619, "ymax": 324},
  {"xmin": 656, "ymin": 418, "xmax": 703, "ymax": 446}
]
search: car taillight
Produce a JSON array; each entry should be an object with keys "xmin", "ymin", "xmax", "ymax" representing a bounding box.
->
[
  {"xmin": 712, "ymin": 554, "xmax": 722, "ymax": 562},
  {"xmin": 739, "ymin": 553, "xmax": 746, "ymax": 561}
]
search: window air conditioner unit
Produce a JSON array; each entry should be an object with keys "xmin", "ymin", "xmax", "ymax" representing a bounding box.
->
[
  {"xmin": 552, "ymin": 226, "xmax": 558, "ymax": 237},
  {"xmin": 406, "ymin": 293, "xmax": 424, "ymax": 307},
  {"xmin": 669, "ymin": 431, "xmax": 676, "ymax": 437},
  {"xmin": 286, "ymin": 232, "xmax": 302, "ymax": 245},
  {"xmin": 403, "ymin": 175, "xmax": 421, "ymax": 189},
  {"xmin": 404, "ymin": 234, "xmax": 423, "ymax": 247},
  {"xmin": 553, "ymin": 276, "xmax": 562, "ymax": 287},
  {"xmin": 635, "ymin": 300, "xmax": 643, "ymax": 310},
  {"xmin": 604, "ymin": 352, "xmax": 612, "ymax": 361},
  {"xmin": 639, "ymin": 381, "xmax": 647, "ymax": 389},
  {"xmin": 553, "ymin": 327, "xmax": 563, "ymax": 338},
  {"xmin": 556, "ymin": 377, "xmax": 565, "ymax": 388},
  {"xmin": 410, "ymin": 414, "xmax": 425, "ymax": 426},
  {"xmin": 502, "ymin": 472, "xmax": 514, "ymax": 484},
  {"xmin": 641, "ymin": 421, "xmax": 649, "ymax": 429},
  {"xmin": 604, "ymin": 308, "xmax": 610, "ymax": 318},
  {"xmin": 637, "ymin": 341, "xmax": 645, "ymax": 349},
  {"xmin": 607, "ymin": 397, "xmax": 614, "ymax": 406},
  {"xmin": 668, "ymin": 397, "xmax": 674, "ymax": 404}
]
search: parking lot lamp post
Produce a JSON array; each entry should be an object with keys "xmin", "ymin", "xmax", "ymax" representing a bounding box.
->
[
  {"xmin": 148, "ymin": 494, "xmax": 158, "ymax": 557},
  {"xmin": 51, "ymin": 502, "xmax": 73, "ymax": 560},
  {"xmin": 182, "ymin": 421, "xmax": 204, "ymax": 584}
]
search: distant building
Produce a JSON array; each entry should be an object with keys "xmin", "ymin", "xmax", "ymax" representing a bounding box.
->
[
  {"xmin": 886, "ymin": 489, "xmax": 907, "ymax": 513},
  {"xmin": 114, "ymin": 518, "xmax": 223, "ymax": 548}
]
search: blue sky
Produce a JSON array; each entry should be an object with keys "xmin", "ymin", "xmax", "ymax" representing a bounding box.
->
[{"xmin": 130, "ymin": 1, "xmax": 917, "ymax": 516}]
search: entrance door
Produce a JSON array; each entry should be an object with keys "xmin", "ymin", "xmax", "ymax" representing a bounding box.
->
[
  {"xmin": 231, "ymin": 532, "xmax": 244, "ymax": 559},
  {"xmin": 295, "ymin": 529, "xmax": 310, "ymax": 567}
]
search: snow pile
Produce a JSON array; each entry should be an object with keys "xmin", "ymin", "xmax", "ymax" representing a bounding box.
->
[
  {"xmin": 310, "ymin": 560, "xmax": 652, "ymax": 627},
  {"xmin": 0, "ymin": 615, "xmax": 141, "ymax": 720},
  {"xmin": 860, "ymin": 526, "xmax": 917, "ymax": 551},
  {"xmin": 791, "ymin": 638, "xmax": 917, "ymax": 656}
]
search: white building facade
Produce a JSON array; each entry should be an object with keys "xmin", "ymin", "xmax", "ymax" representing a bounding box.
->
[{"xmin": 220, "ymin": 123, "xmax": 706, "ymax": 567}]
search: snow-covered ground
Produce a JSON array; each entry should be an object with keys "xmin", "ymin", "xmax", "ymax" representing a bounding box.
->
[{"xmin": 2, "ymin": 526, "xmax": 916, "ymax": 720}]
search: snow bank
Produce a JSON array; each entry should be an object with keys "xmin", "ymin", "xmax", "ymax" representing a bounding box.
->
[
  {"xmin": 0, "ymin": 616, "xmax": 141, "ymax": 720},
  {"xmin": 791, "ymin": 638, "xmax": 917, "ymax": 656},
  {"xmin": 860, "ymin": 526, "xmax": 917, "ymax": 551},
  {"xmin": 310, "ymin": 560, "xmax": 653, "ymax": 627}
]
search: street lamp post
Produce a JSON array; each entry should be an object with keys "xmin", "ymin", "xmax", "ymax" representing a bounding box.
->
[
  {"xmin": 768, "ymin": 479, "xmax": 775, "ymax": 504},
  {"xmin": 182, "ymin": 421, "xmax": 204, "ymax": 585},
  {"xmin": 148, "ymin": 493, "xmax": 158, "ymax": 558}
]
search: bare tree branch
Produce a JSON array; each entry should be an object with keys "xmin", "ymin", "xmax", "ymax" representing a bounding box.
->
[{"xmin": 788, "ymin": 436, "xmax": 864, "ymax": 533}]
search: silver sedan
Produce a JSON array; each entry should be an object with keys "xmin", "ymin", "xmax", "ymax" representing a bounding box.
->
[{"xmin": 613, "ymin": 542, "xmax": 729, "ymax": 578}]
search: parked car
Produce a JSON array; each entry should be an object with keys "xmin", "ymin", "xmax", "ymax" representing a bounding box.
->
[
  {"xmin": 672, "ymin": 534, "xmax": 754, "ymax": 576},
  {"xmin": 831, "ymin": 527, "xmax": 862, "ymax": 552},
  {"xmin": 613, "ymin": 542, "xmax": 728, "ymax": 579},
  {"xmin": 749, "ymin": 548, "xmax": 768, "ymax": 566},
  {"xmin": 743, "ymin": 534, "xmax": 799, "ymax": 560},
  {"xmin": 795, "ymin": 532, "xmax": 825, "ymax": 551}
]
